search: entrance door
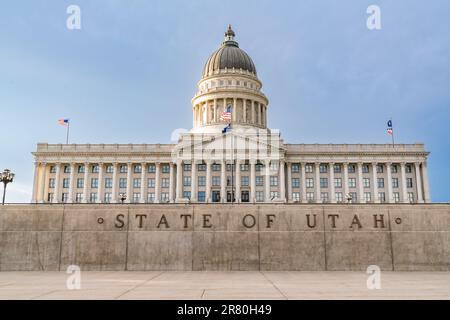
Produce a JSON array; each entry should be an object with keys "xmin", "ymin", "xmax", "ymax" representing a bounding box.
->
[
  {"xmin": 241, "ymin": 191, "xmax": 249, "ymax": 202},
  {"xmin": 212, "ymin": 191, "xmax": 221, "ymax": 202},
  {"xmin": 227, "ymin": 192, "xmax": 235, "ymax": 203}
]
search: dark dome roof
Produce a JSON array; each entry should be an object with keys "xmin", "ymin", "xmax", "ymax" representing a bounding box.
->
[{"xmin": 202, "ymin": 26, "xmax": 257, "ymax": 78}]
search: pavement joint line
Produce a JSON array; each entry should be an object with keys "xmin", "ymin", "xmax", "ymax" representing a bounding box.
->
[
  {"xmin": 260, "ymin": 272, "xmax": 288, "ymax": 300},
  {"xmin": 114, "ymin": 271, "xmax": 165, "ymax": 299}
]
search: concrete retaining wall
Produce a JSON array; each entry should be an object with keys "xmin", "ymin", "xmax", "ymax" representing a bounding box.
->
[{"xmin": 0, "ymin": 204, "xmax": 449, "ymax": 271}]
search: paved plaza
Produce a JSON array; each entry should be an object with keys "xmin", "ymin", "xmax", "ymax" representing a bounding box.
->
[{"xmin": 0, "ymin": 271, "xmax": 449, "ymax": 300}]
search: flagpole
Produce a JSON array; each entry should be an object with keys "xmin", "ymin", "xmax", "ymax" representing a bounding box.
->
[{"xmin": 66, "ymin": 122, "xmax": 70, "ymax": 144}]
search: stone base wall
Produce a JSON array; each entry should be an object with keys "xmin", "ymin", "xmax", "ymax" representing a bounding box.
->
[{"xmin": 0, "ymin": 204, "xmax": 449, "ymax": 271}]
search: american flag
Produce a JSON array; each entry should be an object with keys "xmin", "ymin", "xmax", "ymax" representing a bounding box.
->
[
  {"xmin": 58, "ymin": 119, "xmax": 69, "ymax": 126},
  {"xmin": 387, "ymin": 120, "xmax": 393, "ymax": 135},
  {"xmin": 220, "ymin": 105, "xmax": 232, "ymax": 122}
]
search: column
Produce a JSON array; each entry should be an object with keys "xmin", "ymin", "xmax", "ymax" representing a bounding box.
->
[
  {"xmin": 140, "ymin": 163, "xmax": 146, "ymax": 203},
  {"xmin": 82, "ymin": 162, "xmax": 89, "ymax": 203},
  {"xmin": 68, "ymin": 163, "xmax": 76, "ymax": 203},
  {"xmin": 221, "ymin": 160, "xmax": 226, "ymax": 203},
  {"xmin": 97, "ymin": 163, "xmax": 104, "ymax": 203},
  {"xmin": 343, "ymin": 162, "xmax": 349, "ymax": 200},
  {"xmin": 329, "ymin": 162, "xmax": 335, "ymax": 203},
  {"xmin": 232, "ymin": 98, "xmax": 237, "ymax": 122},
  {"xmin": 53, "ymin": 163, "xmax": 61, "ymax": 203},
  {"xmin": 214, "ymin": 99, "xmax": 218, "ymax": 122},
  {"xmin": 301, "ymin": 162, "xmax": 307, "ymax": 203},
  {"xmin": 169, "ymin": 162, "xmax": 175, "ymax": 203},
  {"xmin": 205, "ymin": 160, "xmax": 212, "ymax": 203},
  {"xmin": 372, "ymin": 163, "xmax": 379, "ymax": 203},
  {"xmin": 243, "ymin": 100, "xmax": 247, "ymax": 123},
  {"xmin": 287, "ymin": 162, "xmax": 292, "ymax": 203},
  {"xmin": 250, "ymin": 159, "xmax": 256, "ymax": 203},
  {"xmin": 251, "ymin": 101, "xmax": 255, "ymax": 124},
  {"xmin": 204, "ymin": 101, "xmax": 208, "ymax": 125},
  {"xmin": 279, "ymin": 160, "xmax": 285, "ymax": 202},
  {"xmin": 38, "ymin": 162, "xmax": 47, "ymax": 203},
  {"xmin": 31, "ymin": 162, "xmax": 39, "ymax": 203},
  {"xmin": 422, "ymin": 162, "xmax": 431, "ymax": 203},
  {"xmin": 258, "ymin": 104, "xmax": 262, "ymax": 126},
  {"xmin": 235, "ymin": 159, "xmax": 241, "ymax": 203},
  {"xmin": 176, "ymin": 160, "xmax": 183, "ymax": 201},
  {"xmin": 386, "ymin": 162, "xmax": 393, "ymax": 203},
  {"xmin": 155, "ymin": 162, "xmax": 161, "ymax": 203},
  {"xmin": 111, "ymin": 163, "xmax": 118, "ymax": 203},
  {"xmin": 315, "ymin": 162, "xmax": 321, "ymax": 203},
  {"xmin": 263, "ymin": 105, "xmax": 267, "ymax": 127},
  {"xmin": 357, "ymin": 162, "xmax": 364, "ymax": 203},
  {"xmin": 400, "ymin": 162, "xmax": 408, "ymax": 203},
  {"xmin": 126, "ymin": 162, "xmax": 132, "ymax": 203},
  {"xmin": 265, "ymin": 159, "xmax": 271, "ymax": 202},
  {"xmin": 191, "ymin": 161, "xmax": 198, "ymax": 202},
  {"xmin": 415, "ymin": 162, "xmax": 424, "ymax": 203}
]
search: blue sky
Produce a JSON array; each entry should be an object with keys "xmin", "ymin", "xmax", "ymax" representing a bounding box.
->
[{"xmin": 0, "ymin": 0, "xmax": 449, "ymax": 202}]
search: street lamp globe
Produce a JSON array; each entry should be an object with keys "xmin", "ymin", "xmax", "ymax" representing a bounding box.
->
[{"xmin": 0, "ymin": 169, "xmax": 15, "ymax": 205}]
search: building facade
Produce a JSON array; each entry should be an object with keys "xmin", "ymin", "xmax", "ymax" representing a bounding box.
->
[{"xmin": 31, "ymin": 26, "xmax": 431, "ymax": 205}]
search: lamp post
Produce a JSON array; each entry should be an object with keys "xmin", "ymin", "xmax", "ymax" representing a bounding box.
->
[
  {"xmin": 1, "ymin": 169, "xmax": 15, "ymax": 205},
  {"xmin": 119, "ymin": 192, "xmax": 127, "ymax": 204}
]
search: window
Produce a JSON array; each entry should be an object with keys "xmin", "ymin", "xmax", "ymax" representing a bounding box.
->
[
  {"xmin": 320, "ymin": 178, "xmax": 328, "ymax": 188},
  {"xmin": 47, "ymin": 193, "xmax": 54, "ymax": 202},
  {"xmin": 321, "ymin": 192, "xmax": 329, "ymax": 203},
  {"xmin": 198, "ymin": 176, "xmax": 206, "ymax": 187},
  {"xmin": 89, "ymin": 192, "xmax": 97, "ymax": 203},
  {"xmin": 379, "ymin": 192, "xmax": 386, "ymax": 203},
  {"xmin": 306, "ymin": 178, "xmax": 314, "ymax": 188},
  {"xmin": 148, "ymin": 164, "xmax": 156, "ymax": 173},
  {"xmin": 306, "ymin": 192, "xmax": 314, "ymax": 202},
  {"xmin": 391, "ymin": 164, "xmax": 398, "ymax": 173},
  {"xmin": 147, "ymin": 193, "xmax": 155, "ymax": 203},
  {"xmin": 183, "ymin": 191, "xmax": 191, "ymax": 199},
  {"xmin": 91, "ymin": 178, "xmax": 98, "ymax": 189},
  {"xmin": 48, "ymin": 178, "xmax": 55, "ymax": 188},
  {"xmin": 377, "ymin": 164, "xmax": 384, "ymax": 173},
  {"xmin": 408, "ymin": 192, "xmax": 415, "ymax": 203},
  {"xmin": 270, "ymin": 191, "xmax": 279, "ymax": 199},
  {"xmin": 64, "ymin": 165, "xmax": 71, "ymax": 173},
  {"xmin": 334, "ymin": 178, "xmax": 342, "ymax": 188},
  {"xmin": 162, "ymin": 165, "xmax": 170, "ymax": 173},
  {"xmin": 335, "ymin": 192, "xmax": 343, "ymax": 203},
  {"xmin": 161, "ymin": 178, "xmax": 170, "ymax": 188},
  {"xmin": 393, "ymin": 192, "xmax": 400, "ymax": 203},
  {"xmin": 134, "ymin": 165, "xmax": 142, "ymax": 173},
  {"xmin": 120, "ymin": 165, "xmax": 128, "ymax": 173},
  {"xmin": 147, "ymin": 178, "xmax": 155, "ymax": 188},
  {"xmin": 133, "ymin": 178, "xmax": 141, "ymax": 188},
  {"xmin": 348, "ymin": 165, "xmax": 356, "ymax": 173},
  {"xmin": 132, "ymin": 193, "xmax": 140, "ymax": 203},
  {"xmin": 270, "ymin": 162, "xmax": 279, "ymax": 171},
  {"xmin": 76, "ymin": 178, "xmax": 84, "ymax": 189},
  {"xmin": 119, "ymin": 178, "xmax": 127, "ymax": 188},
  {"xmin": 256, "ymin": 176, "xmax": 264, "ymax": 186},
  {"xmin": 75, "ymin": 193, "xmax": 83, "ymax": 203},
  {"xmin": 92, "ymin": 165, "xmax": 99, "ymax": 173},
  {"xmin": 362, "ymin": 164, "xmax": 370, "ymax": 173},
  {"xmin": 160, "ymin": 193, "xmax": 169, "ymax": 202},
  {"xmin": 377, "ymin": 178, "xmax": 384, "ymax": 189},
  {"xmin": 334, "ymin": 164, "xmax": 342, "ymax": 173},
  {"xmin": 392, "ymin": 178, "xmax": 399, "ymax": 188},
  {"xmin": 305, "ymin": 164, "xmax": 313, "ymax": 173},
  {"xmin": 104, "ymin": 193, "xmax": 112, "ymax": 203},
  {"xmin": 292, "ymin": 164, "xmax": 300, "ymax": 173},
  {"xmin": 348, "ymin": 178, "xmax": 356, "ymax": 188},
  {"xmin": 183, "ymin": 176, "xmax": 191, "ymax": 187},
  {"xmin": 78, "ymin": 165, "xmax": 85, "ymax": 173},
  {"xmin": 407, "ymin": 178, "xmax": 413, "ymax": 188},
  {"xmin": 106, "ymin": 165, "xmax": 113, "ymax": 173},
  {"xmin": 292, "ymin": 192, "xmax": 300, "ymax": 202},
  {"xmin": 406, "ymin": 164, "xmax": 412, "ymax": 173},
  {"xmin": 226, "ymin": 164, "xmax": 235, "ymax": 172},
  {"xmin": 240, "ymin": 163, "xmax": 249, "ymax": 171},
  {"xmin": 50, "ymin": 166, "xmax": 57, "ymax": 173},
  {"xmin": 184, "ymin": 164, "xmax": 191, "ymax": 172},
  {"xmin": 198, "ymin": 163, "xmax": 206, "ymax": 171},
  {"xmin": 62, "ymin": 178, "xmax": 70, "ymax": 189},
  {"xmin": 256, "ymin": 191, "xmax": 264, "ymax": 202},
  {"xmin": 319, "ymin": 164, "xmax": 327, "ymax": 173},
  {"xmin": 212, "ymin": 175, "xmax": 221, "ymax": 186},
  {"xmin": 241, "ymin": 176, "xmax": 249, "ymax": 186},
  {"xmin": 105, "ymin": 178, "xmax": 112, "ymax": 188},
  {"xmin": 212, "ymin": 163, "xmax": 221, "ymax": 171},
  {"xmin": 270, "ymin": 176, "xmax": 278, "ymax": 187},
  {"xmin": 363, "ymin": 178, "xmax": 370, "ymax": 188},
  {"xmin": 350, "ymin": 192, "xmax": 357, "ymax": 202},
  {"xmin": 364, "ymin": 192, "xmax": 372, "ymax": 203},
  {"xmin": 292, "ymin": 178, "xmax": 300, "ymax": 188},
  {"xmin": 227, "ymin": 176, "xmax": 232, "ymax": 187},
  {"xmin": 255, "ymin": 164, "xmax": 263, "ymax": 172},
  {"xmin": 61, "ymin": 193, "xmax": 68, "ymax": 203},
  {"xmin": 197, "ymin": 191, "xmax": 205, "ymax": 202}
]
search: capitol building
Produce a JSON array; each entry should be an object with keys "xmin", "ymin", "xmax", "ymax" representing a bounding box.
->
[{"xmin": 31, "ymin": 26, "xmax": 430, "ymax": 205}]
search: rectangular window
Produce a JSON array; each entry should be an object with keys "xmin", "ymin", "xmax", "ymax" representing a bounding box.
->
[
  {"xmin": 270, "ymin": 191, "xmax": 279, "ymax": 199},
  {"xmin": 306, "ymin": 192, "xmax": 314, "ymax": 202},
  {"xmin": 147, "ymin": 193, "xmax": 155, "ymax": 203},
  {"xmin": 256, "ymin": 176, "xmax": 264, "ymax": 186},
  {"xmin": 160, "ymin": 193, "xmax": 169, "ymax": 202},
  {"xmin": 183, "ymin": 191, "xmax": 191, "ymax": 199},
  {"xmin": 76, "ymin": 178, "xmax": 84, "ymax": 189},
  {"xmin": 320, "ymin": 192, "xmax": 329, "ymax": 203},
  {"xmin": 198, "ymin": 176, "xmax": 206, "ymax": 187},
  {"xmin": 196, "ymin": 191, "xmax": 205, "ymax": 202},
  {"xmin": 270, "ymin": 176, "xmax": 278, "ymax": 187},
  {"xmin": 212, "ymin": 163, "xmax": 221, "ymax": 171},
  {"xmin": 362, "ymin": 164, "xmax": 370, "ymax": 173},
  {"xmin": 320, "ymin": 178, "xmax": 328, "ymax": 188},
  {"xmin": 377, "ymin": 164, "xmax": 384, "ymax": 173},
  {"xmin": 406, "ymin": 164, "xmax": 412, "ymax": 173},
  {"xmin": 89, "ymin": 192, "xmax": 97, "ymax": 203},
  {"xmin": 134, "ymin": 164, "xmax": 142, "ymax": 173},
  {"xmin": 392, "ymin": 178, "xmax": 399, "ymax": 188},
  {"xmin": 240, "ymin": 163, "xmax": 249, "ymax": 172},
  {"xmin": 391, "ymin": 164, "xmax": 398, "ymax": 173},
  {"xmin": 106, "ymin": 165, "xmax": 113, "ymax": 173},
  {"xmin": 393, "ymin": 192, "xmax": 400, "ymax": 203},
  {"xmin": 92, "ymin": 165, "xmax": 99, "ymax": 173},
  {"xmin": 406, "ymin": 178, "xmax": 413, "ymax": 188},
  {"xmin": 64, "ymin": 165, "xmax": 71, "ymax": 173},
  {"xmin": 379, "ymin": 192, "xmax": 386, "ymax": 203},
  {"xmin": 334, "ymin": 164, "xmax": 342, "ymax": 173},
  {"xmin": 50, "ymin": 166, "xmax": 56, "ymax": 173},
  {"xmin": 104, "ymin": 192, "xmax": 112, "ymax": 203},
  {"xmin": 350, "ymin": 192, "xmax": 357, "ymax": 202},
  {"xmin": 133, "ymin": 178, "xmax": 141, "ymax": 188},
  {"xmin": 348, "ymin": 178, "xmax": 356, "ymax": 188},
  {"xmin": 91, "ymin": 178, "xmax": 98, "ymax": 189},
  {"xmin": 198, "ymin": 164, "xmax": 206, "ymax": 172},
  {"xmin": 256, "ymin": 191, "xmax": 264, "ymax": 202},
  {"xmin": 408, "ymin": 192, "xmax": 415, "ymax": 203},
  {"xmin": 211, "ymin": 175, "xmax": 220, "ymax": 186},
  {"xmin": 48, "ymin": 178, "xmax": 55, "ymax": 188},
  {"xmin": 334, "ymin": 178, "xmax": 342, "ymax": 188},
  {"xmin": 255, "ymin": 164, "xmax": 263, "ymax": 172},
  {"xmin": 120, "ymin": 165, "xmax": 128, "ymax": 173},
  {"xmin": 306, "ymin": 178, "xmax": 314, "ymax": 188},
  {"xmin": 335, "ymin": 192, "xmax": 343, "ymax": 203},
  {"xmin": 184, "ymin": 164, "xmax": 191, "ymax": 172},
  {"xmin": 305, "ymin": 164, "xmax": 313, "ymax": 173},
  {"xmin": 377, "ymin": 178, "xmax": 384, "ymax": 189},
  {"xmin": 319, "ymin": 164, "xmax": 327, "ymax": 173},
  {"xmin": 364, "ymin": 192, "xmax": 372, "ymax": 203},
  {"xmin": 132, "ymin": 192, "xmax": 140, "ymax": 203},
  {"xmin": 78, "ymin": 165, "xmax": 85, "ymax": 173},
  {"xmin": 75, "ymin": 193, "xmax": 83, "ymax": 203},
  {"xmin": 292, "ymin": 178, "xmax": 300, "ymax": 188},
  {"xmin": 148, "ymin": 178, "xmax": 155, "ymax": 188},
  {"xmin": 183, "ymin": 176, "xmax": 191, "ymax": 187},
  {"xmin": 161, "ymin": 178, "xmax": 170, "ymax": 188},
  {"xmin": 270, "ymin": 162, "xmax": 279, "ymax": 171},
  {"xmin": 162, "ymin": 165, "xmax": 170, "ymax": 173},
  {"xmin": 363, "ymin": 178, "xmax": 370, "ymax": 188},
  {"xmin": 241, "ymin": 176, "xmax": 249, "ymax": 186},
  {"xmin": 292, "ymin": 192, "xmax": 300, "ymax": 202},
  {"xmin": 105, "ymin": 178, "xmax": 112, "ymax": 189},
  {"xmin": 348, "ymin": 165, "xmax": 356, "ymax": 173},
  {"xmin": 292, "ymin": 164, "xmax": 300, "ymax": 173},
  {"xmin": 62, "ymin": 178, "xmax": 70, "ymax": 189},
  {"xmin": 148, "ymin": 164, "xmax": 156, "ymax": 173},
  {"xmin": 61, "ymin": 193, "xmax": 68, "ymax": 203},
  {"xmin": 119, "ymin": 178, "xmax": 127, "ymax": 188},
  {"xmin": 47, "ymin": 193, "xmax": 54, "ymax": 202}
]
